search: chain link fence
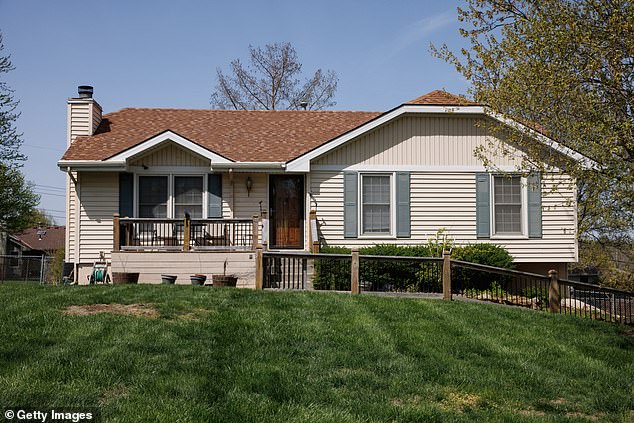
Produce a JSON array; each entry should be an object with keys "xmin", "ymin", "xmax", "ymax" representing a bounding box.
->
[{"xmin": 0, "ymin": 255, "xmax": 55, "ymax": 284}]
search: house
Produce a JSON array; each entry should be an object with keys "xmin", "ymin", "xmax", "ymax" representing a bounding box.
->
[
  {"xmin": 58, "ymin": 86, "xmax": 589, "ymax": 284},
  {"xmin": 6, "ymin": 225, "xmax": 66, "ymax": 257}
]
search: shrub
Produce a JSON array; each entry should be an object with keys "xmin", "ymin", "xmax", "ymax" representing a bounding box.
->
[
  {"xmin": 46, "ymin": 248, "xmax": 65, "ymax": 285},
  {"xmin": 452, "ymin": 243, "xmax": 514, "ymax": 293}
]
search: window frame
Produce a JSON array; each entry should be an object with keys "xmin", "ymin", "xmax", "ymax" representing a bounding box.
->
[
  {"xmin": 134, "ymin": 172, "xmax": 212, "ymax": 219},
  {"xmin": 490, "ymin": 174, "xmax": 528, "ymax": 238},
  {"xmin": 137, "ymin": 174, "xmax": 170, "ymax": 218},
  {"xmin": 358, "ymin": 172, "xmax": 396, "ymax": 238},
  {"xmin": 173, "ymin": 175, "xmax": 204, "ymax": 219}
]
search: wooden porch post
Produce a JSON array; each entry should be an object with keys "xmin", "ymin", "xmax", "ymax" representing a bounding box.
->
[
  {"xmin": 309, "ymin": 209, "xmax": 319, "ymax": 253},
  {"xmin": 442, "ymin": 250, "xmax": 452, "ymax": 301},
  {"xmin": 113, "ymin": 213, "xmax": 120, "ymax": 252},
  {"xmin": 252, "ymin": 214, "xmax": 260, "ymax": 249},
  {"xmin": 351, "ymin": 249, "xmax": 360, "ymax": 294},
  {"xmin": 183, "ymin": 214, "xmax": 191, "ymax": 252},
  {"xmin": 255, "ymin": 246, "xmax": 263, "ymax": 289},
  {"xmin": 548, "ymin": 269, "xmax": 560, "ymax": 313}
]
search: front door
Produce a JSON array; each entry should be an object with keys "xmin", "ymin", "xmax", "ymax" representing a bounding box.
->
[{"xmin": 269, "ymin": 175, "xmax": 304, "ymax": 249}]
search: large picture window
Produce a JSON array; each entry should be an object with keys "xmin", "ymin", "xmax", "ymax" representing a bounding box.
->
[
  {"xmin": 361, "ymin": 174, "xmax": 391, "ymax": 234},
  {"xmin": 174, "ymin": 176, "xmax": 203, "ymax": 218},
  {"xmin": 493, "ymin": 175, "xmax": 522, "ymax": 234},
  {"xmin": 138, "ymin": 176, "xmax": 168, "ymax": 218}
]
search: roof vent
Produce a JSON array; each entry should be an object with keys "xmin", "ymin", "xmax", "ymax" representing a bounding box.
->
[
  {"xmin": 78, "ymin": 85, "xmax": 93, "ymax": 98},
  {"xmin": 299, "ymin": 101, "xmax": 309, "ymax": 110}
]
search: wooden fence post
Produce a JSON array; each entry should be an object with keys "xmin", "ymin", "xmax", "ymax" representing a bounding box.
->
[
  {"xmin": 442, "ymin": 250, "xmax": 452, "ymax": 301},
  {"xmin": 548, "ymin": 269, "xmax": 560, "ymax": 313},
  {"xmin": 252, "ymin": 214, "xmax": 260, "ymax": 249},
  {"xmin": 351, "ymin": 249, "xmax": 360, "ymax": 294},
  {"xmin": 183, "ymin": 214, "xmax": 191, "ymax": 252},
  {"xmin": 255, "ymin": 246, "xmax": 263, "ymax": 289},
  {"xmin": 113, "ymin": 213, "xmax": 120, "ymax": 252}
]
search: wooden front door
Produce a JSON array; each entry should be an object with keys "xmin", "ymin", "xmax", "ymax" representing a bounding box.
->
[{"xmin": 269, "ymin": 175, "xmax": 304, "ymax": 249}]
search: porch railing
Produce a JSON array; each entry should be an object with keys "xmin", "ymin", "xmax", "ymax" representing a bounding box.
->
[{"xmin": 113, "ymin": 214, "xmax": 260, "ymax": 252}]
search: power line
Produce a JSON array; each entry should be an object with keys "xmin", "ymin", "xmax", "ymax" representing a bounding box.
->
[{"xmin": 34, "ymin": 184, "xmax": 65, "ymax": 191}]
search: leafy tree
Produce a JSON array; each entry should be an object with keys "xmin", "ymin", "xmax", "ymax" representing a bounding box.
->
[
  {"xmin": 0, "ymin": 31, "xmax": 40, "ymax": 232},
  {"xmin": 0, "ymin": 32, "xmax": 24, "ymax": 166},
  {"xmin": 211, "ymin": 42, "xmax": 338, "ymax": 110},
  {"xmin": 433, "ymin": 0, "xmax": 634, "ymax": 241},
  {"xmin": 0, "ymin": 164, "xmax": 39, "ymax": 232}
]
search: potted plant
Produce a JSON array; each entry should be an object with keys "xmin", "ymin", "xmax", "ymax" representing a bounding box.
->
[
  {"xmin": 161, "ymin": 274, "xmax": 177, "ymax": 284},
  {"xmin": 190, "ymin": 274, "xmax": 207, "ymax": 285},
  {"xmin": 213, "ymin": 259, "xmax": 237, "ymax": 287}
]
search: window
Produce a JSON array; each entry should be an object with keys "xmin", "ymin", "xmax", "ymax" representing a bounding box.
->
[
  {"xmin": 361, "ymin": 174, "xmax": 391, "ymax": 234},
  {"xmin": 138, "ymin": 176, "xmax": 168, "ymax": 218},
  {"xmin": 174, "ymin": 176, "xmax": 203, "ymax": 218},
  {"xmin": 493, "ymin": 175, "xmax": 522, "ymax": 234}
]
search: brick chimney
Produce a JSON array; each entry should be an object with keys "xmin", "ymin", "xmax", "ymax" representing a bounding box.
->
[{"xmin": 67, "ymin": 85, "xmax": 102, "ymax": 146}]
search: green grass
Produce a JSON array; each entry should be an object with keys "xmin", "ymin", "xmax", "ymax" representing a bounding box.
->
[{"xmin": 0, "ymin": 284, "xmax": 632, "ymax": 422}]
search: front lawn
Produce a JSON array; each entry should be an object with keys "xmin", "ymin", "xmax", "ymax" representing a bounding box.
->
[{"xmin": 0, "ymin": 283, "xmax": 632, "ymax": 422}]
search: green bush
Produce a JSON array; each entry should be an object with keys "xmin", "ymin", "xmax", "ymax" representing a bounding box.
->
[
  {"xmin": 45, "ymin": 248, "xmax": 65, "ymax": 285},
  {"xmin": 452, "ymin": 243, "xmax": 514, "ymax": 293}
]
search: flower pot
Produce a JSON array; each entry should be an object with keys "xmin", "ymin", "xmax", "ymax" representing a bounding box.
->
[
  {"xmin": 212, "ymin": 275, "xmax": 237, "ymax": 287},
  {"xmin": 112, "ymin": 272, "xmax": 139, "ymax": 285},
  {"xmin": 161, "ymin": 274, "xmax": 177, "ymax": 284},
  {"xmin": 190, "ymin": 275, "xmax": 207, "ymax": 285}
]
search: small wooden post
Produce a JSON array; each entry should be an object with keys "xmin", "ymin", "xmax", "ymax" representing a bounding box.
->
[
  {"xmin": 261, "ymin": 211, "xmax": 268, "ymax": 249},
  {"xmin": 351, "ymin": 248, "xmax": 360, "ymax": 294},
  {"xmin": 309, "ymin": 209, "xmax": 320, "ymax": 253},
  {"xmin": 113, "ymin": 213, "xmax": 120, "ymax": 252},
  {"xmin": 548, "ymin": 269, "xmax": 560, "ymax": 313},
  {"xmin": 252, "ymin": 214, "xmax": 260, "ymax": 249},
  {"xmin": 183, "ymin": 215, "xmax": 191, "ymax": 252},
  {"xmin": 255, "ymin": 246, "xmax": 263, "ymax": 290},
  {"xmin": 442, "ymin": 250, "xmax": 452, "ymax": 301}
]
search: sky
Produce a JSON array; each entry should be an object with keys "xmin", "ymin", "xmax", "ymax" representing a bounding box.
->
[{"xmin": 0, "ymin": 0, "xmax": 469, "ymax": 225}]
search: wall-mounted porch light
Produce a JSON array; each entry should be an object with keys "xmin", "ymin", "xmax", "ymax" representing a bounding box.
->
[{"xmin": 246, "ymin": 176, "xmax": 253, "ymax": 196}]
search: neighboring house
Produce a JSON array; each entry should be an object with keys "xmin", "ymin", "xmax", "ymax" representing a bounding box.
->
[
  {"xmin": 6, "ymin": 226, "xmax": 66, "ymax": 257},
  {"xmin": 58, "ymin": 86, "xmax": 590, "ymax": 284}
]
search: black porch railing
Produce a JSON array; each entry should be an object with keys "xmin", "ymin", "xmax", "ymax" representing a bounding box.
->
[
  {"xmin": 116, "ymin": 217, "xmax": 255, "ymax": 251},
  {"xmin": 359, "ymin": 255, "xmax": 443, "ymax": 293}
]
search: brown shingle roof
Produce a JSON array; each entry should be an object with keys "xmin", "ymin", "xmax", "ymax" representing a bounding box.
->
[
  {"xmin": 406, "ymin": 90, "xmax": 478, "ymax": 106},
  {"xmin": 62, "ymin": 108, "xmax": 381, "ymax": 162},
  {"xmin": 10, "ymin": 226, "xmax": 65, "ymax": 252}
]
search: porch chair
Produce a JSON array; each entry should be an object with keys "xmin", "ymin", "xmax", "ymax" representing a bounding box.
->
[{"xmin": 133, "ymin": 223, "xmax": 157, "ymax": 246}]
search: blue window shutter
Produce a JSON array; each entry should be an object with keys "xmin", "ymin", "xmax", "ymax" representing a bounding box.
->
[
  {"xmin": 527, "ymin": 172, "xmax": 542, "ymax": 238},
  {"xmin": 208, "ymin": 174, "xmax": 222, "ymax": 218},
  {"xmin": 396, "ymin": 172, "xmax": 411, "ymax": 238},
  {"xmin": 475, "ymin": 173, "xmax": 490, "ymax": 238},
  {"xmin": 119, "ymin": 173, "xmax": 134, "ymax": 217},
  {"xmin": 344, "ymin": 172, "xmax": 358, "ymax": 238}
]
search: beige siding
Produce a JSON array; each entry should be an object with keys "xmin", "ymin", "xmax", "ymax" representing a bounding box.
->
[
  {"xmin": 90, "ymin": 102, "xmax": 102, "ymax": 134},
  {"xmin": 233, "ymin": 173, "xmax": 267, "ymax": 219},
  {"xmin": 129, "ymin": 142, "xmax": 209, "ymax": 167},
  {"xmin": 110, "ymin": 251, "xmax": 255, "ymax": 287},
  {"xmin": 69, "ymin": 102, "xmax": 91, "ymax": 144},
  {"xmin": 314, "ymin": 115, "xmax": 525, "ymax": 168},
  {"xmin": 78, "ymin": 172, "xmax": 118, "ymax": 262},
  {"xmin": 66, "ymin": 172, "xmax": 77, "ymax": 261},
  {"xmin": 310, "ymin": 171, "xmax": 577, "ymax": 263}
]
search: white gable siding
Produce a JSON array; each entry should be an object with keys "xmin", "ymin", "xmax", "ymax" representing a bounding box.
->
[
  {"xmin": 78, "ymin": 172, "xmax": 118, "ymax": 262},
  {"xmin": 314, "ymin": 115, "xmax": 525, "ymax": 168},
  {"xmin": 129, "ymin": 142, "xmax": 209, "ymax": 167}
]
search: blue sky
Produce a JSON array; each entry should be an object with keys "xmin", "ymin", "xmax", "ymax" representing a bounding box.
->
[{"xmin": 0, "ymin": 0, "xmax": 469, "ymax": 224}]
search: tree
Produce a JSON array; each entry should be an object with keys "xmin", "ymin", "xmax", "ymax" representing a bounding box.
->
[
  {"xmin": 433, "ymin": 0, "xmax": 634, "ymax": 241},
  {"xmin": 0, "ymin": 31, "xmax": 39, "ymax": 232},
  {"xmin": 211, "ymin": 42, "xmax": 338, "ymax": 110},
  {"xmin": 0, "ymin": 32, "xmax": 24, "ymax": 165},
  {"xmin": 0, "ymin": 164, "xmax": 39, "ymax": 232}
]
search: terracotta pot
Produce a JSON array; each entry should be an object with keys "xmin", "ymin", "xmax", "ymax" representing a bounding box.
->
[{"xmin": 213, "ymin": 275, "xmax": 237, "ymax": 287}]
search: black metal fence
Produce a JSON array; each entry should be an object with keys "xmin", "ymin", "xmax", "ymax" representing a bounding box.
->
[
  {"xmin": 451, "ymin": 260, "xmax": 551, "ymax": 310},
  {"xmin": 359, "ymin": 255, "xmax": 443, "ymax": 293},
  {"xmin": 261, "ymin": 251, "xmax": 634, "ymax": 325},
  {"xmin": 559, "ymin": 279, "xmax": 633, "ymax": 325},
  {"xmin": 0, "ymin": 255, "xmax": 53, "ymax": 283}
]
